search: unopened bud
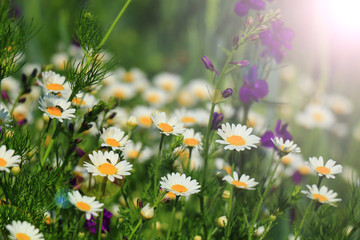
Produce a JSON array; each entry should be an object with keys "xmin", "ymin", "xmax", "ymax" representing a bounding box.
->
[
  {"xmin": 250, "ymin": 34, "xmax": 259, "ymax": 40},
  {"xmin": 141, "ymin": 203, "xmax": 154, "ymax": 220},
  {"xmin": 258, "ymin": 25, "xmax": 268, "ymax": 31},
  {"xmin": 127, "ymin": 115, "xmax": 138, "ymax": 131},
  {"xmin": 217, "ymin": 216, "xmax": 228, "ymax": 228},
  {"xmin": 247, "ymin": 17, "xmax": 254, "ymax": 26},
  {"xmin": 194, "ymin": 235, "xmax": 202, "ymax": 240},
  {"xmin": 258, "ymin": 15, "xmax": 264, "ymax": 23},
  {"xmin": 11, "ymin": 166, "xmax": 21, "ymax": 175},
  {"xmin": 222, "ymin": 88, "xmax": 233, "ymax": 98},
  {"xmin": 269, "ymin": 214, "xmax": 276, "ymax": 221},
  {"xmin": 222, "ymin": 190, "xmax": 230, "ymax": 199}
]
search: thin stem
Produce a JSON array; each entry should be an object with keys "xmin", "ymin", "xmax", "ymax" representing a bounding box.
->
[
  {"xmin": 97, "ymin": 210, "xmax": 104, "ymax": 240},
  {"xmin": 166, "ymin": 197, "xmax": 179, "ymax": 240},
  {"xmin": 317, "ymin": 176, "xmax": 324, "ymax": 188},
  {"xmin": 101, "ymin": 177, "xmax": 107, "ymax": 198},
  {"xmin": 187, "ymin": 147, "xmax": 193, "ymax": 174},
  {"xmin": 40, "ymin": 121, "xmax": 62, "ymax": 167},
  {"xmin": 248, "ymin": 154, "xmax": 282, "ymax": 240},
  {"xmin": 225, "ymin": 186, "xmax": 234, "ymax": 239},
  {"xmin": 294, "ymin": 201, "xmax": 314, "ymax": 240},
  {"xmin": 129, "ymin": 218, "xmax": 142, "ymax": 240},
  {"xmin": 98, "ymin": 0, "xmax": 132, "ymax": 48}
]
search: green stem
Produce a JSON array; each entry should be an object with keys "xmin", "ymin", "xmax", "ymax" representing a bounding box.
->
[
  {"xmin": 295, "ymin": 201, "xmax": 314, "ymax": 240},
  {"xmin": 166, "ymin": 197, "xmax": 179, "ymax": 240},
  {"xmin": 97, "ymin": 210, "xmax": 104, "ymax": 240},
  {"xmin": 225, "ymin": 186, "xmax": 234, "ymax": 239},
  {"xmin": 187, "ymin": 147, "xmax": 193, "ymax": 174},
  {"xmin": 248, "ymin": 155, "xmax": 282, "ymax": 240},
  {"xmin": 98, "ymin": 0, "xmax": 132, "ymax": 49},
  {"xmin": 101, "ymin": 177, "xmax": 107, "ymax": 198},
  {"xmin": 129, "ymin": 218, "xmax": 142, "ymax": 240},
  {"xmin": 40, "ymin": 121, "xmax": 62, "ymax": 167}
]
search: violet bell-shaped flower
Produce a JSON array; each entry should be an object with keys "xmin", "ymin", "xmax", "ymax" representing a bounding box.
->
[
  {"xmin": 260, "ymin": 119, "xmax": 292, "ymax": 148},
  {"xmin": 234, "ymin": 0, "xmax": 266, "ymax": 17},
  {"xmin": 211, "ymin": 112, "xmax": 223, "ymax": 130},
  {"xmin": 201, "ymin": 56, "xmax": 220, "ymax": 75},
  {"xmin": 239, "ymin": 64, "xmax": 268, "ymax": 104}
]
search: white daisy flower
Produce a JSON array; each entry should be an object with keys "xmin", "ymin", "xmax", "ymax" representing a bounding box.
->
[
  {"xmin": 173, "ymin": 108, "xmax": 199, "ymax": 127},
  {"xmin": 295, "ymin": 104, "xmax": 335, "ymax": 129},
  {"xmin": 271, "ymin": 137, "xmax": 301, "ymax": 155},
  {"xmin": 105, "ymin": 83, "xmax": 136, "ymax": 100},
  {"xmin": 1, "ymin": 76, "xmax": 20, "ymax": 101},
  {"xmin": 22, "ymin": 63, "xmax": 41, "ymax": 76},
  {"xmin": 0, "ymin": 145, "xmax": 21, "ymax": 173},
  {"xmin": 0, "ymin": 107, "xmax": 10, "ymax": 124},
  {"xmin": 132, "ymin": 106, "xmax": 153, "ymax": 128},
  {"xmin": 68, "ymin": 190, "xmax": 104, "ymax": 220},
  {"xmin": 6, "ymin": 220, "xmax": 44, "ymax": 240},
  {"xmin": 38, "ymin": 94, "xmax": 75, "ymax": 122},
  {"xmin": 105, "ymin": 107, "xmax": 129, "ymax": 128},
  {"xmin": 216, "ymin": 123, "xmax": 260, "ymax": 152},
  {"xmin": 326, "ymin": 94, "xmax": 352, "ymax": 115},
  {"xmin": 84, "ymin": 150, "xmax": 133, "ymax": 182},
  {"xmin": 151, "ymin": 112, "xmax": 185, "ymax": 136},
  {"xmin": 182, "ymin": 128, "xmax": 203, "ymax": 150},
  {"xmin": 71, "ymin": 93, "xmax": 97, "ymax": 109},
  {"xmin": 153, "ymin": 72, "xmax": 181, "ymax": 93},
  {"xmin": 143, "ymin": 88, "xmax": 167, "ymax": 107},
  {"xmin": 308, "ymin": 156, "xmax": 342, "ymax": 179},
  {"xmin": 51, "ymin": 52, "xmax": 69, "ymax": 70},
  {"xmin": 123, "ymin": 141, "xmax": 153, "ymax": 163},
  {"xmin": 222, "ymin": 171, "xmax": 258, "ymax": 190},
  {"xmin": 301, "ymin": 184, "xmax": 341, "ymax": 206},
  {"xmin": 100, "ymin": 127, "xmax": 129, "ymax": 150},
  {"xmin": 160, "ymin": 172, "xmax": 201, "ymax": 197},
  {"xmin": 187, "ymin": 79, "xmax": 212, "ymax": 101},
  {"xmin": 38, "ymin": 71, "xmax": 70, "ymax": 94},
  {"xmin": 176, "ymin": 89, "xmax": 197, "ymax": 107},
  {"xmin": 140, "ymin": 203, "xmax": 154, "ymax": 220}
]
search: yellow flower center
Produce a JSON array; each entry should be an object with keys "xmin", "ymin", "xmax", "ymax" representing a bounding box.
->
[
  {"xmin": 13, "ymin": 113, "xmax": 26, "ymax": 121},
  {"xmin": 123, "ymin": 72, "xmax": 134, "ymax": 82},
  {"xmin": 313, "ymin": 193, "xmax": 328, "ymax": 202},
  {"xmin": 114, "ymin": 89, "xmax": 125, "ymax": 99},
  {"xmin": 281, "ymin": 156, "xmax": 291, "ymax": 165},
  {"xmin": 171, "ymin": 184, "xmax": 187, "ymax": 193},
  {"xmin": 105, "ymin": 138, "xmax": 120, "ymax": 147},
  {"xmin": 46, "ymin": 106, "xmax": 62, "ymax": 116},
  {"xmin": 315, "ymin": 166, "xmax": 330, "ymax": 175},
  {"xmin": 46, "ymin": 83, "xmax": 64, "ymax": 91},
  {"xmin": 166, "ymin": 191, "xmax": 176, "ymax": 199},
  {"xmin": 158, "ymin": 123, "xmax": 173, "ymax": 133},
  {"xmin": 223, "ymin": 166, "xmax": 232, "ymax": 175},
  {"xmin": 247, "ymin": 119, "xmax": 256, "ymax": 128},
  {"xmin": 139, "ymin": 116, "xmax": 152, "ymax": 127},
  {"xmin": 15, "ymin": 233, "xmax": 31, "ymax": 240},
  {"xmin": 195, "ymin": 89, "xmax": 206, "ymax": 99},
  {"xmin": 313, "ymin": 112, "xmax": 324, "ymax": 123},
  {"xmin": 128, "ymin": 150, "xmax": 139, "ymax": 159},
  {"xmin": 184, "ymin": 138, "xmax": 199, "ymax": 147},
  {"xmin": 147, "ymin": 94, "xmax": 160, "ymax": 104},
  {"xmin": 72, "ymin": 97, "xmax": 85, "ymax": 106},
  {"xmin": 298, "ymin": 166, "xmax": 310, "ymax": 175},
  {"xmin": 231, "ymin": 180, "xmax": 247, "ymax": 188},
  {"xmin": 162, "ymin": 82, "xmax": 174, "ymax": 91},
  {"xmin": 226, "ymin": 135, "xmax": 246, "ymax": 146},
  {"xmin": 97, "ymin": 163, "xmax": 118, "ymax": 175},
  {"xmin": 181, "ymin": 116, "xmax": 196, "ymax": 124},
  {"xmin": 76, "ymin": 201, "xmax": 91, "ymax": 211},
  {"xmin": 0, "ymin": 158, "xmax": 6, "ymax": 167}
]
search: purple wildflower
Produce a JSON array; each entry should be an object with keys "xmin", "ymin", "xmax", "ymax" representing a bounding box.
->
[
  {"xmin": 239, "ymin": 64, "xmax": 268, "ymax": 103},
  {"xmin": 260, "ymin": 120, "xmax": 292, "ymax": 148},
  {"xmin": 211, "ymin": 112, "xmax": 223, "ymax": 130},
  {"xmin": 201, "ymin": 56, "xmax": 220, "ymax": 75},
  {"xmin": 234, "ymin": 0, "xmax": 266, "ymax": 17},
  {"xmin": 292, "ymin": 171, "xmax": 302, "ymax": 185},
  {"xmin": 84, "ymin": 209, "xmax": 113, "ymax": 234},
  {"xmin": 1, "ymin": 90, "xmax": 11, "ymax": 103},
  {"xmin": 259, "ymin": 20, "xmax": 295, "ymax": 63},
  {"xmin": 222, "ymin": 88, "xmax": 233, "ymax": 98}
]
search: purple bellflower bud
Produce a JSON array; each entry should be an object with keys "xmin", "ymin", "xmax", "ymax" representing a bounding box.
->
[
  {"xmin": 201, "ymin": 56, "xmax": 220, "ymax": 75},
  {"xmin": 211, "ymin": 112, "xmax": 223, "ymax": 130},
  {"xmin": 222, "ymin": 88, "xmax": 233, "ymax": 98}
]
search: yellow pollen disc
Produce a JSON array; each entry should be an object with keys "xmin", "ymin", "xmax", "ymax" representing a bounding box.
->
[
  {"xmin": 247, "ymin": 119, "xmax": 256, "ymax": 128},
  {"xmin": 158, "ymin": 123, "xmax": 173, "ymax": 133},
  {"xmin": 313, "ymin": 193, "xmax": 328, "ymax": 202},
  {"xmin": 46, "ymin": 83, "xmax": 64, "ymax": 91},
  {"xmin": 162, "ymin": 82, "xmax": 173, "ymax": 91},
  {"xmin": 13, "ymin": 113, "xmax": 26, "ymax": 121},
  {"xmin": 195, "ymin": 89, "xmax": 206, "ymax": 99},
  {"xmin": 72, "ymin": 98, "xmax": 85, "ymax": 105},
  {"xmin": 226, "ymin": 135, "xmax": 246, "ymax": 146},
  {"xmin": 181, "ymin": 116, "xmax": 196, "ymax": 124},
  {"xmin": 166, "ymin": 191, "xmax": 176, "ymax": 199},
  {"xmin": 171, "ymin": 184, "xmax": 187, "ymax": 193},
  {"xmin": 232, "ymin": 180, "xmax": 247, "ymax": 188},
  {"xmin": 97, "ymin": 163, "xmax": 118, "ymax": 175},
  {"xmin": 315, "ymin": 166, "xmax": 330, "ymax": 175},
  {"xmin": 15, "ymin": 233, "xmax": 30, "ymax": 240},
  {"xmin": 332, "ymin": 104, "xmax": 344, "ymax": 114},
  {"xmin": 129, "ymin": 150, "xmax": 139, "ymax": 159},
  {"xmin": 0, "ymin": 158, "xmax": 7, "ymax": 167},
  {"xmin": 123, "ymin": 72, "xmax": 134, "ymax": 82},
  {"xmin": 139, "ymin": 116, "xmax": 152, "ymax": 127},
  {"xmin": 223, "ymin": 166, "xmax": 232, "ymax": 175},
  {"xmin": 147, "ymin": 94, "xmax": 160, "ymax": 104},
  {"xmin": 76, "ymin": 201, "xmax": 91, "ymax": 211},
  {"xmin": 298, "ymin": 166, "xmax": 310, "ymax": 175},
  {"xmin": 313, "ymin": 113, "xmax": 324, "ymax": 123},
  {"xmin": 281, "ymin": 156, "xmax": 291, "ymax": 165},
  {"xmin": 105, "ymin": 138, "xmax": 120, "ymax": 147},
  {"xmin": 184, "ymin": 138, "xmax": 199, "ymax": 146},
  {"xmin": 114, "ymin": 90, "xmax": 125, "ymax": 99},
  {"xmin": 46, "ymin": 107, "xmax": 62, "ymax": 116}
]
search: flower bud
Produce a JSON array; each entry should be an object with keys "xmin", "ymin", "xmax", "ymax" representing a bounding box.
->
[
  {"xmin": 127, "ymin": 115, "xmax": 138, "ymax": 131},
  {"xmin": 258, "ymin": 15, "xmax": 264, "ymax": 23},
  {"xmin": 11, "ymin": 166, "xmax": 20, "ymax": 175},
  {"xmin": 222, "ymin": 88, "xmax": 233, "ymax": 98},
  {"xmin": 211, "ymin": 112, "xmax": 223, "ymax": 130},
  {"xmin": 194, "ymin": 235, "xmax": 202, "ymax": 240},
  {"xmin": 141, "ymin": 203, "xmax": 154, "ymax": 220},
  {"xmin": 217, "ymin": 216, "xmax": 228, "ymax": 228},
  {"xmin": 222, "ymin": 190, "xmax": 230, "ymax": 199},
  {"xmin": 247, "ymin": 16, "xmax": 254, "ymax": 26},
  {"xmin": 232, "ymin": 35, "xmax": 239, "ymax": 49},
  {"xmin": 250, "ymin": 34, "xmax": 259, "ymax": 40},
  {"xmin": 258, "ymin": 25, "xmax": 268, "ymax": 31},
  {"xmin": 201, "ymin": 56, "xmax": 220, "ymax": 75},
  {"xmin": 255, "ymin": 225, "xmax": 265, "ymax": 236}
]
